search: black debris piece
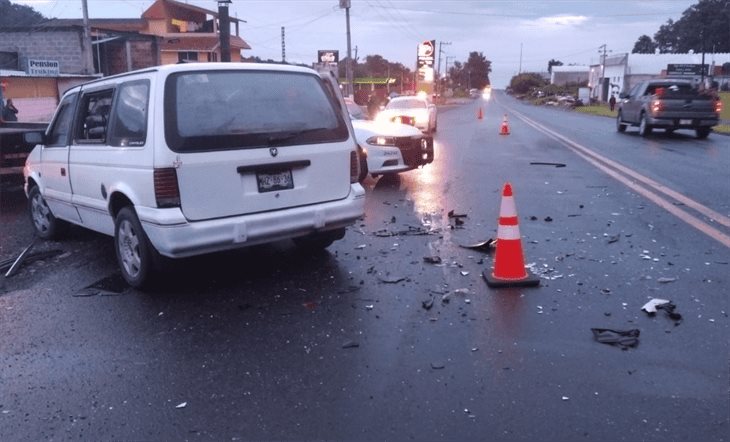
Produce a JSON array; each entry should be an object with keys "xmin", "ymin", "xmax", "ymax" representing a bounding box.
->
[
  {"xmin": 591, "ymin": 328, "xmax": 640, "ymax": 349},
  {"xmin": 448, "ymin": 210, "xmax": 467, "ymax": 218},
  {"xmin": 529, "ymin": 162, "xmax": 566, "ymax": 168},
  {"xmin": 544, "ymin": 216, "xmax": 553, "ymax": 222},
  {"xmin": 454, "ymin": 217, "xmax": 465, "ymax": 226},
  {"xmin": 390, "ymin": 216, "xmax": 397, "ymax": 223},
  {"xmin": 342, "ymin": 340, "xmax": 360, "ymax": 349},
  {"xmin": 3, "ymin": 239, "xmax": 38, "ymax": 277},
  {"xmin": 431, "ymin": 361, "xmax": 445, "ymax": 369},
  {"xmin": 423, "ymin": 256, "xmax": 442, "ymax": 264},
  {"xmin": 378, "ymin": 275, "xmax": 407, "ymax": 284},
  {"xmin": 607, "ymin": 235, "xmax": 620, "ymax": 244},
  {"xmin": 459, "ymin": 238, "xmax": 495, "ymax": 253},
  {"xmin": 529, "ymin": 216, "xmax": 538, "ymax": 221},
  {"xmin": 422, "ymin": 297, "xmax": 434, "ymax": 310},
  {"xmin": 657, "ymin": 302, "xmax": 682, "ymax": 322}
]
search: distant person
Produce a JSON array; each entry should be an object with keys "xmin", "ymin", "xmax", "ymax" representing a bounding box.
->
[
  {"xmin": 4, "ymin": 98, "xmax": 18, "ymax": 121},
  {"xmin": 608, "ymin": 94, "xmax": 616, "ymax": 111}
]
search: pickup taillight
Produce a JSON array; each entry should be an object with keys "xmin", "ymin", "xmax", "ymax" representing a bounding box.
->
[
  {"xmin": 650, "ymin": 100, "xmax": 663, "ymax": 114},
  {"xmin": 154, "ymin": 168, "xmax": 181, "ymax": 208},
  {"xmin": 715, "ymin": 100, "xmax": 723, "ymax": 114}
]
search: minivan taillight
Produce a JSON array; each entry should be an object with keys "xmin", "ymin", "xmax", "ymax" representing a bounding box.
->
[
  {"xmin": 154, "ymin": 168, "xmax": 180, "ymax": 208},
  {"xmin": 715, "ymin": 99, "xmax": 723, "ymax": 114},
  {"xmin": 350, "ymin": 150, "xmax": 360, "ymax": 184}
]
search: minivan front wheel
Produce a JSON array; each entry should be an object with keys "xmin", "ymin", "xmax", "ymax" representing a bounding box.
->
[
  {"xmin": 28, "ymin": 186, "xmax": 61, "ymax": 239},
  {"xmin": 115, "ymin": 207, "xmax": 157, "ymax": 289}
]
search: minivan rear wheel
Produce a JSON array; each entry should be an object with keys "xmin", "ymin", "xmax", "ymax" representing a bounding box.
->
[{"xmin": 115, "ymin": 206, "xmax": 158, "ymax": 289}]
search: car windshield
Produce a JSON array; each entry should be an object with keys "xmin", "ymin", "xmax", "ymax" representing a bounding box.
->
[
  {"xmin": 164, "ymin": 70, "xmax": 348, "ymax": 152},
  {"xmin": 387, "ymin": 99, "xmax": 427, "ymax": 110}
]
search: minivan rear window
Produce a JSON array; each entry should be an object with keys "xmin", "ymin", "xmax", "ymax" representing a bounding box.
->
[{"xmin": 164, "ymin": 70, "xmax": 349, "ymax": 152}]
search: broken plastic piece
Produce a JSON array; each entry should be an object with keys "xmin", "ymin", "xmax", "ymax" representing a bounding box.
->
[
  {"xmin": 423, "ymin": 256, "xmax": 442, "ymax": 264},
  {"xmin": 5, "ymin": 238, "xmax": 38, "ymax": 277},
  {"xmin": 641, "ymin": 298, "xmax": 670, "ymax": 314},
  {"xmin": 342, "ymin": 340, "xmax": 360, "ymax": 349},
  {"xmin": 447, "ymin": 210, "xmax": 467, "ymax": 218},
  {"xmin": 175, "ymin": 402, "xmax": 187, "ymax": 409},
  {"xmin": 530, "ymin": 162, "xmax": 566, "ymax": 168},
  {"xmin": 422, "ymin": 297, "xmax": 434, "ymax": 310},
  {"xmin": 591, "ymin": 328, "xmax": 640, "ymax": 349},
  {"xmin": 459, "ymin": 238, "xmax": 495, "ymax": 253}
]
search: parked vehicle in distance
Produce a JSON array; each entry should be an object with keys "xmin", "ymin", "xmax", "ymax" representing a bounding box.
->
[
  {"xmin": 616, "ymin": 79, "xmax": 722, "ymax": 138},
  {"xmin": 344, "ymin": 98, "xmax": 433, "ymax": 179},
  {"xmin": 376, "ymin": 96, "xmax": 437, "ymax": 133},
  {"xmin": 469, "ymin": 88, "xmax": 480, "ymax": 99},
  {"xmin": 23, "ymin": 62, "xmax": 365, "ymax": 289}
]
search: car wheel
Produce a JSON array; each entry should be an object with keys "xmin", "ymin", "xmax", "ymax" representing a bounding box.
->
[
  {"xmin": 294, "ymin": 228, "xmax": 345, "ymax": 251},
  {"xmin": 695, "ymin": 127, "xmax": 711, "ymax": 139},
  {"xmin": 616, "ymin": 112, "xmax": 627, "ymax": 133},
  {"xmin": 28, "ymin": 186, "xmax": 62, "ymax": 239},
  {"xmin": 638, "ymin": 113, "xmax": 652, "ymax": 137},
  {"xmin": 115, "ymin": 206, "xmax": 158, "ymax": 289}
]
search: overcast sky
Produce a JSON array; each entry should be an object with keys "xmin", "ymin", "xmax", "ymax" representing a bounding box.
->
[{"xmin": 17, "ymin": 0, "xmax": 698, "ymax": 88}]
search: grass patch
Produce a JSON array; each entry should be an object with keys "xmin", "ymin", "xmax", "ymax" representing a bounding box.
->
[
  {"xmin": 575, "ymin": 105, "xmax": 616, "ymax": 118},
  {"xmin": 714, "ymin": 124, "xmax": 730, "ymax": 134}
]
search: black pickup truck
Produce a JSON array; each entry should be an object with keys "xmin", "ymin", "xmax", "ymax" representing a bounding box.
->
[
  {"xmin": 616, "ymin": 79, "xmax": 722, "ymax": 139},
  {"xmin": 0, "ymin": 122, "xmax": 48, "ymax": 187}
]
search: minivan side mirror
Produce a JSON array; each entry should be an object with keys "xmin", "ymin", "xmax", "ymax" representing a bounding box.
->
[
  {"xmin": 619, "ymin": 92, "xmax": 629, "ymax": 99},
  {"xmin": 24, "ymin": 131, "xmax": 45, "ymax": 145}
]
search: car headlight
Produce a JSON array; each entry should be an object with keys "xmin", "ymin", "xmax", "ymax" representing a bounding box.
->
[
  {"xmin": 415, "ymin": 110, "xmax": 428, "ymax": 124},
  {"xmin": 366, "ymin": 135, "xmax": 397, "ymax": 146}
]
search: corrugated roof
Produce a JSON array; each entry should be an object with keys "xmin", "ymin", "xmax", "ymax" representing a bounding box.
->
[{"xmin": 160, "ymin": 35, "xmax": 250, "ymax": 51}]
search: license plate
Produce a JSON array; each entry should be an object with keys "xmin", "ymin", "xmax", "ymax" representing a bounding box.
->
[
  {"xmin": 679, "ymin": 119, "xmax": 692, "ymax": 125},
  {"xmin": 256, "ymin": 169, "xmax": 293, "ymax": 192}
]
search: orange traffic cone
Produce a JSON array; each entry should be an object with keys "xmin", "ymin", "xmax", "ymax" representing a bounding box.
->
[
  {"xmin": 499, "ymin": 114, "xmax": 510, "ymax": 135},
  {"xmin": 483, "ymin": 183, "xmax": 540, "ymax": 288},
  {"xmin": 477, "ymin": 107, "xmax": 484, "ymax": 120}
]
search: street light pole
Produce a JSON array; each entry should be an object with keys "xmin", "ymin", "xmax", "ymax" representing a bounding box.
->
[
  {"xmin": 437, "ymin": 41, "xmax": 451, "ymax": 97},
  {"xmin": 340, "ymin": 0, "xmax": 353, "ymax": 98}
]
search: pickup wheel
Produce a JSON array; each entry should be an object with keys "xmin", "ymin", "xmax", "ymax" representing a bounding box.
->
[
  {"xmin": 616, "ymin": 112, "xmax": 627, "ymax": 133},
  {"xmin": 695, "ymin": 128, "xmax": 711, "ymax": 139},
  {"xmin": 114, "ymin": 207, "xmax": 158, "ymax": 289},
  {"xmin": 28, "ymin": 186, "xmax": 62, "ymax": 239},
  {"xmin": 638, "ymin": 113, "xmax": 652, "ymax": 137}
]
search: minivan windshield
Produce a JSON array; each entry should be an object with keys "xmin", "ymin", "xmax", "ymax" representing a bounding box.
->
[{"xmin": 165, "ymin": 70, "xmax": 348, "ymax": 151}]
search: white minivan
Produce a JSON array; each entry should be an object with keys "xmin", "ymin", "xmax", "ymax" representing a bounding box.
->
[{"xmin": 24, "ymin": 63, "xmax": 365, "ymax": 288}]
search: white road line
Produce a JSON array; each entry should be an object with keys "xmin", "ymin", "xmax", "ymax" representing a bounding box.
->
[{"xmin": 507, "ymin": 107, "xmax": 730, "ymax": 248}]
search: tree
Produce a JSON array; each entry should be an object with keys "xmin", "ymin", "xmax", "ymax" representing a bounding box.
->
[
  {"xmin": 463, "ymin": 51, "xmax": 492, "ymax": 89},
  {"xmin": 509, "ymin": 73, "xmax": 547, "ymax": 95},
  {"xmin": 547, "ymin": 59, "xmax": 563, "ymax": 73},
  {"xmin": 448, "ymin": 61, "xmax": 464, "ymax": 87},
  {"xmin": 631, "ymin": 35, "xmax": 657, "ymax": 54},
  {"xmin": 651, "ymin": 0, "xmax": 730, "ymax": 53},
  {"xmin": 0, "ymin": 0, "xmax": 45, "ymax": 27}
]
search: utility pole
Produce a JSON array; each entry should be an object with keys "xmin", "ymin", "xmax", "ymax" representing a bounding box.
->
[
  {"xmin": 437, "ymin": 41, "xmax": 451, "ymax": 96},
  {"xmin": 340, "ymin": 0, "xmax": 353, "ymax": 98},
  {"xmin": 281, "ymin": 26, "xmax": 286, "ymax": 63},
  {"xmin": 518, "ymin": 43, "xmax": 523, "ymax": 74},
  {"xmin": 599, "ymin": 43, "xmax": 608, "ymax": 101},
  {"xmin": 81, "ymin": 0, "xmax": 94, "ymax": 74},
  {"xmin": 218, "ymin": 0, "xmax": 232, "ymax": 62}
]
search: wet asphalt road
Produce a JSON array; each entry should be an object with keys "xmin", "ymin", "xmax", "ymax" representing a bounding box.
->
[{"xmin": 1, "ymin": 92, "xmax": 728, "ymax": 441}]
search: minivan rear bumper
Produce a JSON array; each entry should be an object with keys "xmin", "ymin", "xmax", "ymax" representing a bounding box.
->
[{"xmin": 137, "ymin": 184, "xmax": 365, "ymax": 258}]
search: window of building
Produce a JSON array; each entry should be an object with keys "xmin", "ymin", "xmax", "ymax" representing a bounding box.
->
[
  {"xmin": 178, "ymin": 52, "xmax": 198, "ymax": 62},
  {"xmin": 207, "ymin": 52, "xmax": 218, "ymax": 62}
]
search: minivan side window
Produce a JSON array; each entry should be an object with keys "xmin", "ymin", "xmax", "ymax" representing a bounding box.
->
[
  {"xmin": 76, "ymin": 89, "xmax": 114, "ymax": 144},
  {"xmin": 46, "ymin": 93, "xmax": 78, "ymax": 147},
  {"xmin": 109, "ymin": 80, "xmax": 149, "ymax": 147}
]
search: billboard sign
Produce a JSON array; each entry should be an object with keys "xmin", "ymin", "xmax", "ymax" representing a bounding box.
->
[
  {"xmin": 667, "ymin": 64, "xmax": 708, "ymax": 76},
  {"xmin": 27, "ymin": 59, "xmax": 60, "ymax": 77},
  {"xmin": 417, "ymin": 40, "xmax": 435, "ymax": 86},
  {"xmin": 318, "ymin": 50, "xmax": 339, "ymax": 64}
]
